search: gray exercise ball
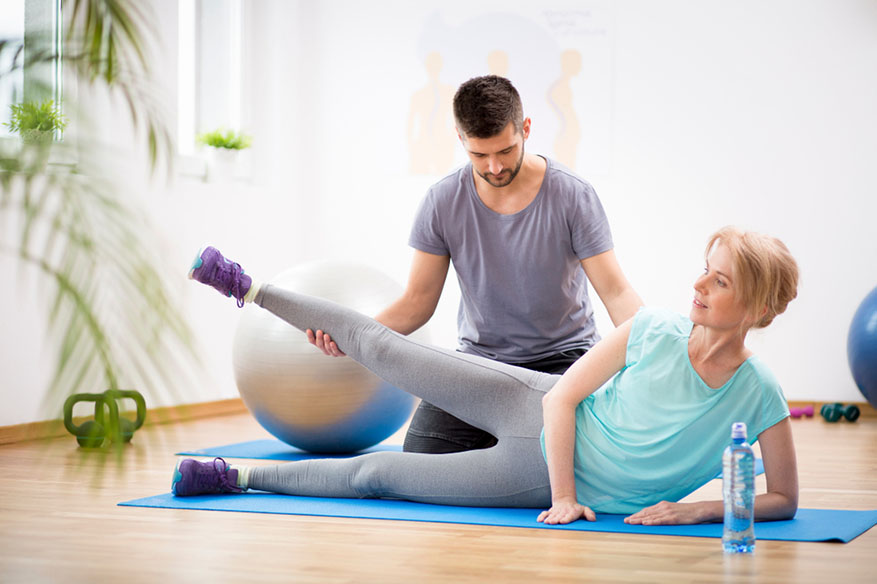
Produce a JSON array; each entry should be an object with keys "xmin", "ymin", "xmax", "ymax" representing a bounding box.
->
[{"xmin": 232, "ymin": 260, "xmax": 424, "ymax": 453}]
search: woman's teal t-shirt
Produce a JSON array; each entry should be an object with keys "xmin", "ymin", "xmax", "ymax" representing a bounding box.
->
[{"xmin": 544, "ymin": 307, "xmax": 789, "ymax": 514}]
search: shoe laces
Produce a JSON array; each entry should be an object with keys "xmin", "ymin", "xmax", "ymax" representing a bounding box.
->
[
  {"xmin": 204, "ymin": 457, "xmax": 242, "ymax": 493},
  {"xmin": 217, "ymin": 260, "xmax": 246, "ymax": 308},
  {"xmin": 230, "ymin": 265, "xmax": 245, "ymax": 308}
]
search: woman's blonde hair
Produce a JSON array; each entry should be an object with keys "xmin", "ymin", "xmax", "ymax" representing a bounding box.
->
[{"xmin": 706, "ymin": 227, "xmax": 799, "ymax": 329}]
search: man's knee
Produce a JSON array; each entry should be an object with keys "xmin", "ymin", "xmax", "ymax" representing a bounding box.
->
[{"xmin": 403, "ymin": 402, "xmax": 497, "ymax": 454}]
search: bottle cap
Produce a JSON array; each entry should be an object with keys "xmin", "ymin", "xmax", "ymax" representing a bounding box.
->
[{"xmin": 731, "ymin": 422, "xmax": 747, "ymax": 440}]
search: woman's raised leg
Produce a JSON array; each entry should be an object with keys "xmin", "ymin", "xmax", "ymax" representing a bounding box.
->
[
  {"xmin": 183, "ymin": 245, "xmax": 557, "ymax": 506},
  {"xmin": 255, "ymin": 284, "xmax": 556, "ymax": 439}
]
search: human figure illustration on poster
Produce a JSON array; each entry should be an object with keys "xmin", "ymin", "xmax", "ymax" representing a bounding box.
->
[
  {"xmin": 408, "ymin": 6, "xmax": 611, "ymax": 176},
  {"xmin": 548, "ymin": 49, "xmax": 583, "ymax": 170},
  {"xmin": 487, "ymin": 49, "xmax": 509, "ymax": 76},
  {"xmin": 407, "ymin": 51, "xmax": 456, "ymax": 175}
]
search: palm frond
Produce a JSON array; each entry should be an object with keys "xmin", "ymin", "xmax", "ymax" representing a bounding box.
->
[
  {"xmin": 3, "ymin": 159, "xmax": 201, "ymax": 417},
  {"xmin": 0, "ymin": 1, "xmax": 202, "ymax": 440}
]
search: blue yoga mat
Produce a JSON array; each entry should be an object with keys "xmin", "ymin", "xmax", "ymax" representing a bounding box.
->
[
  {"xmin": 177, "ymin": 439, "xmax": 766, "ymax": 477},
  {"xmin": 177, "ymin": 439, "xmax": 402, "ymax": 461},
  {"xmin": 119, "ymin": 492, "xmax": 876, "ymax": 543}
]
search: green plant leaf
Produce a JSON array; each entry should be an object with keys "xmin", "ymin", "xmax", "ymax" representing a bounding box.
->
[
  {"xmin": 4, "ymin": 100, "xmax": 68, "ymax": 134},
  {"xmin": 197, "ymin": 128, "xmax": 253, "ymax": 150}
]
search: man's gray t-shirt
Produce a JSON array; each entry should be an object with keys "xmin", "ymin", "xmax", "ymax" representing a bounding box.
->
[{"xmin": 409, "ymin": 157, "xmax": 613, "ymax": 362}]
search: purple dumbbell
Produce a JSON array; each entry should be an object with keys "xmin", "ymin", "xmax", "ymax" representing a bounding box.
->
[{"xmin": 789, "ymin": 405, "xmax": 815, "ymax": 419}]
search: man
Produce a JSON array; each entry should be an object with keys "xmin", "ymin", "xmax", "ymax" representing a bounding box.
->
[{"xmin": 309, "ymin": 75, "xmax": 642, "ymax": 454}]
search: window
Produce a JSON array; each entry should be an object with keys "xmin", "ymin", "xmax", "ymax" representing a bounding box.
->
[
  {"xmin": 0, "ymin": 2, "xmax": 25, "ymax": 138},
  {"xmin": 1, "ymin": 0, "xmax": 62, "ymax": 139},
  {"xmin": 177, "ymin": 0, "xmax": 243, "ymax": 156}
]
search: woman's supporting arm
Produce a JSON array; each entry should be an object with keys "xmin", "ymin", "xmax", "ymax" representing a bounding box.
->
[
  {"xmin": 538, "ymin": 318, "xmax": 632, "ymax": 524},
  {"xmin": 624, "ymin": 417, "xmax": 798, "ymax": 525},
  {"xmin": 753, "ymin": 417, "xmax": 799, "ymax": 520}
]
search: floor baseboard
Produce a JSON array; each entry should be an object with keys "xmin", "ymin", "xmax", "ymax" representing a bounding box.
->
[
  {"xmin": 1, "ymin": 398, "xmax": 872, "ymax": 445},
  {"xmin": 0, "ymin": 398, "xmax": 248, "ymax": 445}
]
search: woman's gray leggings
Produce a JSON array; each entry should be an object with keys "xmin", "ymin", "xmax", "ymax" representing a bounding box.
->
[{"xmin": 248, "ymin": 285, "xmax": 560, "ymax": 507}]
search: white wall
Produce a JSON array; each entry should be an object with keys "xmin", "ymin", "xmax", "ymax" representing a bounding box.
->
[{"xmin": 2, "ymin": 0, "xmax": 876, "ymax": 425}]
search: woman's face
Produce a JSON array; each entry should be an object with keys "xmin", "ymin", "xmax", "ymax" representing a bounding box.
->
[{"xmin": 690, "ymin": 243, "xmax": 752, "ymax": 331}]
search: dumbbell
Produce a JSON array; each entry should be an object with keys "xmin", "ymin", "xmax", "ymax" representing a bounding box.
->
[
  {"xmin": 63, "ymin": 389, "xmax": 147, "ymax": 447},
  {"xmin": 789, "ymin": 405, "xmax": 814, "ymax": 419},
  {"xmin": 819, "ymin": 403, "xmax": 860, "ymax": 423}
]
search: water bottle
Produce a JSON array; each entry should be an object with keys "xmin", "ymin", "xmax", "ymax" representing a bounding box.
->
[{"xmin": 722, "ymin": 422, "xmax": 755, "ymax": 553}]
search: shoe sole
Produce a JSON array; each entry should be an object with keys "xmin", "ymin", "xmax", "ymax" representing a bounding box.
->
[
  {"xmin": 171, "ymin": 459, "xmax": 184, "ymax": 496},
  {"xmin": 187, "ymin": 246, "xmax": 207, "ymax": 280}
]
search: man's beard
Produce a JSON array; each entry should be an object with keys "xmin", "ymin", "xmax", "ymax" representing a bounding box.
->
[{"xmin": 476, "ymin": 147, "xmax": 525, "ymax": 187}]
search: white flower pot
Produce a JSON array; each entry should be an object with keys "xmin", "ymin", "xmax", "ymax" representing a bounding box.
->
[{"xmin": 206, "ymin": 148, "xmax": 240, "ymax": 182}]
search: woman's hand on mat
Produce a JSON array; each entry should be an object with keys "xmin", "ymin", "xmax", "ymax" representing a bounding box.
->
[
  {"xmin": 624, "ymin": 501, "xmax": 707, "ymax": 525},
  {"xmin": 538, "ymin": 498, "xmax": 596, "ymax": 524},
  {"xmin": 306, "ymin": 329, "xmax": 347, "ymax": 357}
]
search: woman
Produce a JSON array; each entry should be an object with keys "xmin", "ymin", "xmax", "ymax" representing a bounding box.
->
[{"xmin": 174, "ymin": 226, "xmax": 799, "ymax": 525}]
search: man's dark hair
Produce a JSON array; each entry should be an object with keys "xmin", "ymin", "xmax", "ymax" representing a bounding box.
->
[{"xmin": 453, "ymin": 75, "xmax": 524, "ymax": 139}]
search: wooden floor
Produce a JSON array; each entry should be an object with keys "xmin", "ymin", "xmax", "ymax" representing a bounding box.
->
[{"xmin": 1, "ymin": 412, "xmax": 875, "ymax": 583}]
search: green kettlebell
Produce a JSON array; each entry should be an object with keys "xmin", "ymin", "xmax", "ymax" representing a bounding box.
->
[
  {"xmin": 74, "ymin": 419, "xmax": 106, "ymax": 448},
  {"xmin": 103, "ymin": 389, "xmax": 147, "ymax": 443},
  {"xmin": 63, "ymin": 390, "xmax": 146, "ymax": 447},
  {"xmin": 64, "ymin": 393, "xmax": 113, "ymax": 448},
  {"xmin": 118, "ymin": 417, "xmax": 137, "ymax": 442}
]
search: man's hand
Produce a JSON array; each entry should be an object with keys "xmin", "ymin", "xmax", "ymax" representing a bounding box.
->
[{"xmin": 306, "ymin": 329, "xmax": 347, "ymax": 357}]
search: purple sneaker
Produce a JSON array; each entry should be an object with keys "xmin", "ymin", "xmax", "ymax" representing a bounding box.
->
[
  {"xmin": 171, "ymin": 457, "xmax": 244, "ymax": 496},
  {"xmin": 188, "ymin": 246, "xmax": 252, "ymax": 307}
]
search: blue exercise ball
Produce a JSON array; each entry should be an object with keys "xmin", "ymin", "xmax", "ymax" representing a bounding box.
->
[
  {"xmin": 232, "ymin": 260, "xmax": 426, "ymax": 453},
  {"xmin": 848, "ymin": 286, "xmax": 877, "ymax": 409}
]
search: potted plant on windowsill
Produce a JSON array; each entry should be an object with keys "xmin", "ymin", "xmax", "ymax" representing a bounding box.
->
[
  {"xmin": 4, "ymin": 100, "xmax": 68, "ymax": 168},
  {"xmin": 197, "ymin": 128, "xmax": 252, "ymax": 182},
  {"xmin": 5, "ymin": 99, "xmax": 68, "ymax": 145}
]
